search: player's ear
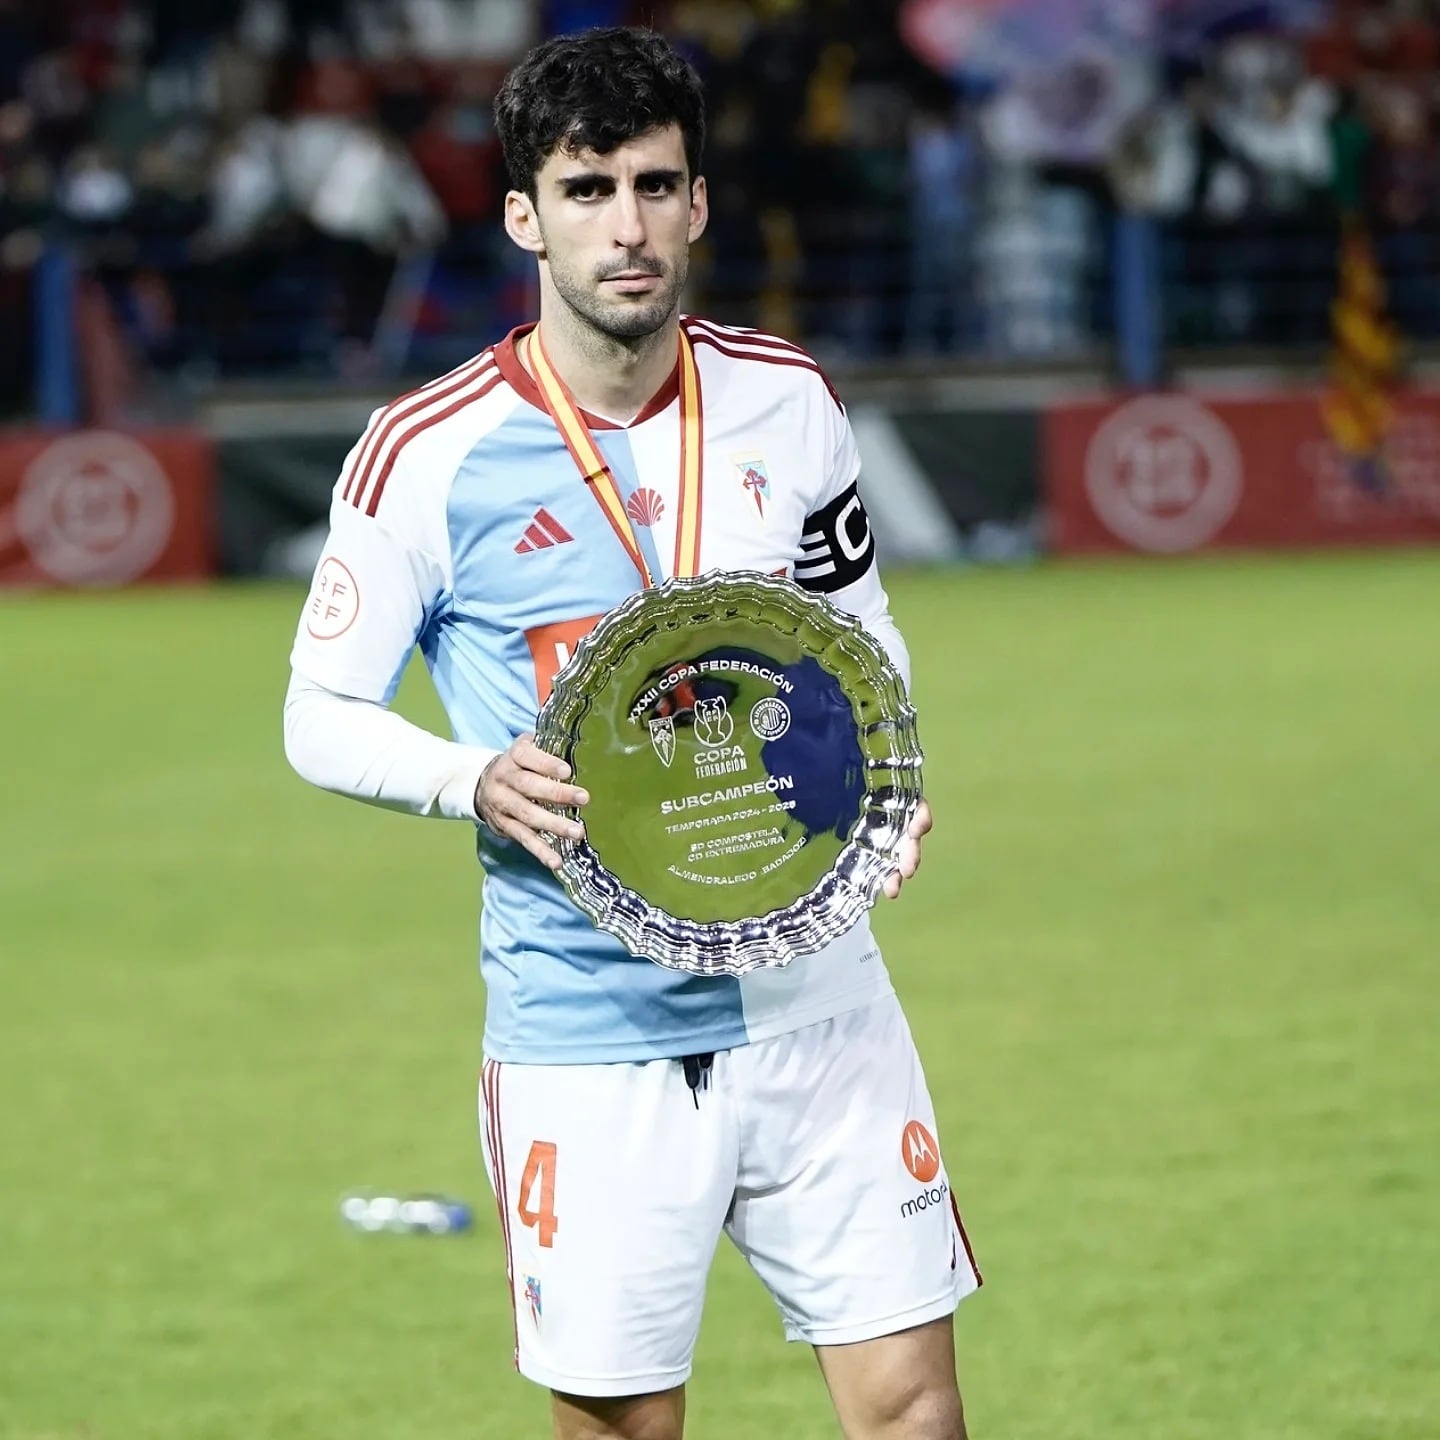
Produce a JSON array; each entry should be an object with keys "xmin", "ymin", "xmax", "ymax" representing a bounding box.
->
[
  {"xmin": 505, "ymin": 190, "xmax": 546, "ymax": 256},
  {"xmin": 687, "ymin": 175, "xmax": 708, "ymax": 245}
]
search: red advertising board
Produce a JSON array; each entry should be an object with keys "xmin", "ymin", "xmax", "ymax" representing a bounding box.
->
[
  {"xmin": 0, "ymin": 429, "xmax": 214, "ymax": 587},
  {"xmin": 1045, "ymin": 391, "xmax": 1440, "ymax": 555}
]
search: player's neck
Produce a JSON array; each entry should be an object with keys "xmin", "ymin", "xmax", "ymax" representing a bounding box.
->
[{"xmin": 529, "ymin": 306, "xmax": 679, "ymax": 427}]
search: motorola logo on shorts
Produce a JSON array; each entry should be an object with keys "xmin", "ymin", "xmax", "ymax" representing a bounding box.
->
[
  {"xmin": 900, "ymin": 1181, "xmax": 949, "ymax": 1220},
  {"xmin": 902, "ymin": 1120, "xmax": 941, "ymax": 1183},
  {"xmin": 899, "ymin": 1119, "xmax": 945, "ymax": 1219}
]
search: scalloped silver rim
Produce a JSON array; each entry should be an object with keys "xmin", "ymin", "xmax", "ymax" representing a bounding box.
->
[{"xmin": 533, "ymin": 571, "xmax": 923, "ymax": 976}]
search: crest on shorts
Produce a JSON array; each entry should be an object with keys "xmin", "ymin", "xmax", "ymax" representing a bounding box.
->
[
  {"xmin": 648, "ymin": 715, "xmax": 676, "ymax": 768},
  {"xmin": 524, "ymin": 1274, "xmax": 542, "ymax": 1324}
]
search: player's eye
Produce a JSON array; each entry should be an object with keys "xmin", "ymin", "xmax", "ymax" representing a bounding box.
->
[
  {"xmin": 639, "ymin": 177, "xmax": 678, "ymax": 197},
  {"xmin": 564, "ymin": 178, "xmax": 610, "ymax": 202}
]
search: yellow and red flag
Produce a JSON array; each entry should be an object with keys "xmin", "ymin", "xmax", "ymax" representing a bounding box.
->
[{"xmin": 1322, "ymin": 221, "xmax": 1401, "ymax": 494}]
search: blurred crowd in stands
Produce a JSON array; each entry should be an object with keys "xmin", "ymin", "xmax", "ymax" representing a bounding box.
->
[
  {"xmin": 1111, "ymin": 0, "xmax": 1440, "ymax": 346},
  {"xmin": 1, "ymin": 0, "xmax": 1439, "ymax": 412}
]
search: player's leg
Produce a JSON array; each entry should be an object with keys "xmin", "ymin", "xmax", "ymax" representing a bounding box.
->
[
  {"xmin": 813, "ymin": 1316, "xmax": 966, "ymax": 1440},
  {"xmin": 478, "ymin": 1056, "xmax": 736, "ymax": 1436},
  {"xmin": 551, "ymin": 1386, "xmax": 686, "ymax": 1440},
  {"xmin": 726, "ymin": 995, "xmax": 981, "ymax": 1440}
]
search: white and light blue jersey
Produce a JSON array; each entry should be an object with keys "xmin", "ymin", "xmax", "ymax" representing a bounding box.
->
[{"xmin": 290, "ymin": 318, "xmax": 909, "ymax": 1064}]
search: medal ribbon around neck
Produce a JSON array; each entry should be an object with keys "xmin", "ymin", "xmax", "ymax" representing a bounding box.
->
[{"xmin": 529, "ymin": 324, "xmax": 704, "ymax": 586}]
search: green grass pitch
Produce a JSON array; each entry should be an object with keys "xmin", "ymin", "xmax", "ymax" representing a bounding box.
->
[{"xmin": 1, "ymin": 552, "xmax": 1436, "ymax": 1440}]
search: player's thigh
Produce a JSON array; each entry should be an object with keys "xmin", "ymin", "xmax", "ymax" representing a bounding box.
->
[
  {"xmin": 727, "ymin": 995, "xmax": 982, "ymax": 1346},
  {"xmin": 480, "ymin": 1056, "xmax": 735, "ymax": 1398},
  {"xmin": 815, "ymin": 1315, "xmax": 966, "ymax": 1440}
]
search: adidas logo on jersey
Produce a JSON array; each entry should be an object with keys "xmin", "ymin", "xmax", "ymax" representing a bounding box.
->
[{"xmin": 515, "ymin": 508, "xmax": 575, "ymax": 554}]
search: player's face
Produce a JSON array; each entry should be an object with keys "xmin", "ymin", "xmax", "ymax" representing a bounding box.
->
[{"xmin": 512, "ymin": 125, "xmax": 708, "ymax": 342}]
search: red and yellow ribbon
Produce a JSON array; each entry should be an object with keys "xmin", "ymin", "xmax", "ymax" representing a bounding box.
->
[{"xmin": 530, "ymin": 325, "xmax": 704, "ymax": 585}]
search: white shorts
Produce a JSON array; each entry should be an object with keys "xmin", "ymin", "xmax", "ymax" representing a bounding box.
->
[{"xmin": 477, "ymin": 995, "xmax": 982, "ymax": 1397}]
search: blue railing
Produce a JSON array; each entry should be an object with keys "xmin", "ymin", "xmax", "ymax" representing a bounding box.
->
[{"xmin": 28, "ymin": 203, "xmax": 1428, "ymax": 414}]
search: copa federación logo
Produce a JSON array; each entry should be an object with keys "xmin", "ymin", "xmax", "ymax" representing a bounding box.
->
[{"xmin": 695, "ymin": 696, "xmax": 734, "ymax": 747}]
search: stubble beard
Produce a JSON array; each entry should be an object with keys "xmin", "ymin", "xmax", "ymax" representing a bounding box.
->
[{"xmin": 546, "ymin": 246, "xmax": 689, "ymax": 347}]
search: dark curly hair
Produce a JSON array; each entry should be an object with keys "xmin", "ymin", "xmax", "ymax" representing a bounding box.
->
[{"xmin": 494, "ymin": 27, "xmax": 706, "ymax": 198}]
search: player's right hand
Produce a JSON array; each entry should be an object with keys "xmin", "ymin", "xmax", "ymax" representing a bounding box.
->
[{"xmin": 475, "ymin": 734, "xmax": 589, "ymax": 871}]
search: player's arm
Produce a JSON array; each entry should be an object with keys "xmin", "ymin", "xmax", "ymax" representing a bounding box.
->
[
  {"xmin": 286, "ymin": 677, "xmax": 583, "ymax": 864},
  {"xmin": 796, "ymin": 377, "xmax": 911, "ymax": 688},
  {"xmin": 794, "ymin": 476, "xmax": 911, "ymax": 694},
  {"xmin": 284, "ymin": 495, "xmax": 498, "ymax": 818},
  {"xmin": 284, "ymin": 672, "xmax": 495, "ymax": 819},
  {"xmin": 797, "ymin": 390, "xmax": 928, "ymax": 899},
  {"xmin": 283, "ymin": 463, "xmax": 585, "ymax": 865}
]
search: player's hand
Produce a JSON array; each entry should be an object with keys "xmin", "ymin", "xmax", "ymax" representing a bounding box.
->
[
  {"xmin": 476, "ymin": 734, "xmax": 589, "ymax": 871},
  {"xmin": 883, "ymin": 798, "xmax": 932, "ymax": 900}
]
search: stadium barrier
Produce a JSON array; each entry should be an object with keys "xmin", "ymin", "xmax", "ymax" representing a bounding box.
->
[
  {"xmin": 209, "ymin": 405, "xmax": 1044, "ymax": 579},
  {"xmin": 1045, "ymin": 389, "xmax": 1440, "ymax": 555},
  {"xmin": 9, "ymin": 384, "xmax": 1440, "ymax": 589},
  {"xmin": 0, "ymin": 429, "xmax": 215, "ymax": 588},
  {"xmin": 205, "ymin": 386, "xmax": 1440, "ymax": 576}
]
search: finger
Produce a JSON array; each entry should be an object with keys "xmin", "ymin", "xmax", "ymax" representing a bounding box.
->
[
  {"xmin": 480, "ymin": 767, "xmax": 583, "ymax": 839},
  {"xmin": 909, "ymin": 800, "xmax": 933, "ymax": 839},
  {"xmin": 512, "ymin": 734, "xmax": 575, "ymax": 782},
  {"xmin": 499, "ymin": 816, "xmax": 565, "ymax": 871},
  {"xmin": 512, "ymin": 769, "xmax": 591, "ymax": 809},
  {"xmin": 883, "ymin": 870, "xmax": 902, "ymax": 900},
  {"xmin": 502, "ymin": 794, "xmax": 585, "ymax": 843}
]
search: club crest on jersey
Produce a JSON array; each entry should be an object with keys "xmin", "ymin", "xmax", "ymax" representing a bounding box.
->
[
  {"xmin": 648, "ymin": 715, "xmax": 677, "ymax": 768},
  {"xmin": 695, "ymin": 696, "xmax": 734, "ymax": 747},
  {"xmin": 626, "ymin": 487, "xmax": 665, "ymax": 527},
  {"xmin": 735, "ymin": 456, "xmax": 771, "ymax": 518}
]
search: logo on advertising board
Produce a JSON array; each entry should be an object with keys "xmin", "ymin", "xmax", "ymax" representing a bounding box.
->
[
  {"xmin": 1305, "ymin": 412, "xmax": 1440, "ymax": 526},
  {"xmin": 14, "ymin": 432, "xmax": 175, "ymax": 585},
  {"xmin": 1084, "ymin": 397, "xmax": 1243, "ymax": 553}
]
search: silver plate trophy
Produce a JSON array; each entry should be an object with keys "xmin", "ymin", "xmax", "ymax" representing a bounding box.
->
[{"xmin": 534, "ymin": 571, "xmax": 924, "ymax": 977}]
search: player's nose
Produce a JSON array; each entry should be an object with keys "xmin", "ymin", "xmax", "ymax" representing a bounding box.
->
[{"xmin": 610, "ymin": 189, "xmax": 646, "ymax": 249}]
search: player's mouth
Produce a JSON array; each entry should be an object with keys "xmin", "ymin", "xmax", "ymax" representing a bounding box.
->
[{"xmin": 603, "ymin": 272, "xmax": 663, "ymax": 294}]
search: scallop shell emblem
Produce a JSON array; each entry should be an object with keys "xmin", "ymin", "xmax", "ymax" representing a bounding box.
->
[{"xmin": 625, "ymin": 487, "xmax": 665, "ymax": 527}]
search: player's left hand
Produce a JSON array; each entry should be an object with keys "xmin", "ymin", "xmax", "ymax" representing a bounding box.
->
[{"xmin": 883, "ymin": 798, "xmax": 932, "ymax": 900}]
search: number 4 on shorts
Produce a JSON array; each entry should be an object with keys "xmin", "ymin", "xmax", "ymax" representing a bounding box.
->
[{"xmin": 517, "ymin": 1140, "xmax": 558, "ymax": 1247}]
